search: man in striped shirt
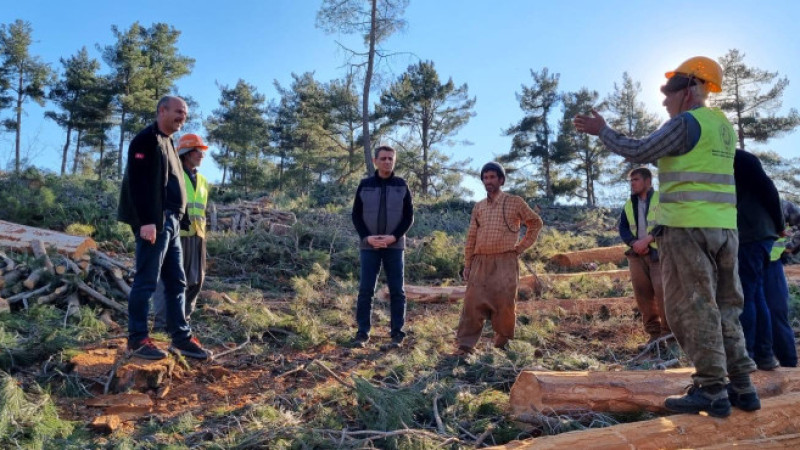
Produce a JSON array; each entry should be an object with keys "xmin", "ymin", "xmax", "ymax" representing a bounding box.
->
[{"xmin": 455, "ymin": 162, "xmax": 543, "ymax": 355}]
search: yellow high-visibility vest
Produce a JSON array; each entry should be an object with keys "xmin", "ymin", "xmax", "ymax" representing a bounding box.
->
[
  {"xmin": 181, "ymin": 172, "xmax": 209, "ymax": 238},
  {"xmin": 771, "ymin": 236, "xmax": 788, "ymax": 262},
  {"xmin": 624, "ymin": 191, "xmax": 660, "ymax": 249},
  {"xmin": 657, "ymin": 107, "xmax": 737, "ymax": 229}
]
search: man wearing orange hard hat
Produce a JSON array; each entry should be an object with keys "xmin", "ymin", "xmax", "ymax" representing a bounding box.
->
[
  {"xmin": 574, "ymin": 56, "xmax": 759, "ymax": 418},
  {"xmin": 153, "ymin": 133, "xmax": 211, "ymax": 332}
]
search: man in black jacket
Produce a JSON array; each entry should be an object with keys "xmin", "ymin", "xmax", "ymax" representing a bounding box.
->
[
  {"xmin": 351, "ymin": 145, "xmax": 414, "ymax": 350},
  {"xmin": 118, "ymin": 96, "xmax": 209, "ymax": 360},
  {"xmin": 734, "ymin": 149, "xmax": 784, "ymax": 370}
]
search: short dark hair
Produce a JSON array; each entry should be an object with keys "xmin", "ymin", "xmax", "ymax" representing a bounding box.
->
[
  {"xmin": 374, "ymin": 145, "xmax": 396, "ymax": 159},
  {"xmin": 628, "ymin": 167, "xmax": 652, "ymax": 181},
  {"xmin": 156, "ymin": 95, "xmax": 184, "ymax": 116}
]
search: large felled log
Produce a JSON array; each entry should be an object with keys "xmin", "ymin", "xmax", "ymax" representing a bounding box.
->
[
  {"xmin": 0, "ymin": 220, "xmax": 96, "ymax": 258},
  {"xmin": 510, "ymin": 367, "xmax": 800, "ymax": 416},
  {"xmin": 517, "ymin": 296, "xmax": 634, "ymax": 316},
  {"xmin": 549, "ymin": 245, "xmax": 627, "ymax": 268},
  {"xmin": 490, "ymin": 392, "xmax": 800, "ymax": 450},
  {"xmin": 519, "ymin": 269, "xmax": 630, "ymax": 292}
]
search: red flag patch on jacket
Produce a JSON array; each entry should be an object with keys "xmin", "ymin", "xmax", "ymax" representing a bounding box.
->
[{"xmin": 134, "ymin": 153, "xmax": 145, "ymax": 160}]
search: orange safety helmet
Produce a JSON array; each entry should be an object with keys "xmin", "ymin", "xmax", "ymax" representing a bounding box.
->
[
  {"xmin": 665, "ymin": 56, "xmax": 723, "ymax": 93},
  {"xmin": 177, "ymin": 133, "xmax": 209, "ymax": 156}
]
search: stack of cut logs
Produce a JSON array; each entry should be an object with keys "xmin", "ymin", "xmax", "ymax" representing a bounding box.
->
[
  {"xmin": 0, "ymin": 220, "xmax": 131, "ymax": 327},
  {"xmin": 207, "ymin": 197, "xmax": 297, "ymax": 234}
]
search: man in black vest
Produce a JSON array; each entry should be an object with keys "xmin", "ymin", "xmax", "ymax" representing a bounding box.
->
[
  {"xmin": 351, "ymin": 145, "xmax": 414, "ymax": 350},
  {"xmin": 118, "ymin": 96, "xmax": 209, "ymax": 361}
]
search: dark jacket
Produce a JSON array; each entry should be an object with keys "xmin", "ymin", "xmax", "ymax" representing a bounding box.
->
[
  {"xmin": 118, "ymin": 123, "xmax": 187, "ymax": 232},
  {"xmin": 734, "ymin": 150, "xmax": 783, "ymax": 244},
  {"xmin": 619, "ymin": 188, "xmax": 659, "ymax": 260},
  {"xmin": 351, "ymin": 171, "xmax": 414, "ymax": 250}
]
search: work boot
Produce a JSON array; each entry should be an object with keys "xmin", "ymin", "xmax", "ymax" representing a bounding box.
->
[
  {"xmin": 169, "ymin": 336, "xmax": 211, "ymax": 360},
  {"xmin": 726, "ymin": 383, "xmax": 761, "ymax": 412},
  {"xmin": 128, "ymin": 337, "xmax": 167, "ymax": 360},
  {"xmin": 380, "ymin": 335, "xmax": 404, "ymax": 351},
  {"xmin": 756, "ymin": 358, "xmax": 779, "ymax": 371},
  {"xmin": 351, "ymin": 333, "xmax": 369, "ymax": 348},
  {"xmin": 664, "ymin": 384, "xmax": 731, "ymax": 418}
]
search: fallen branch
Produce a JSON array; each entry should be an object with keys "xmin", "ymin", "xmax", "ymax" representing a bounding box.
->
[
  {"xmin": 213, "ymin": 336, "xmax": 251, "ymax": 359},
  {"xmin": 36, "ymin": 283, "xmax": 69, "ymax": 305},
  {"xmin": 75, "ymin": 280, "xmax": 127, "ymax": 315},
  {"xmin": 7, "ymin": 283, "xmax": 53, "ymax": 304},
  {"xmin": 30, "ymin": 239, "xmax": 55, "ymax": 274},
  {"xmin": 433, "ymin": 394, "xmax": 446, "ymax": 434},
  {"xmin": 313, "ymin": 359, "xmax": 354, "ymax": 389}
]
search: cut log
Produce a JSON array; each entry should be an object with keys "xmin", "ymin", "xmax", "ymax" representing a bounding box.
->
[
  {"xmin": 91, "ymin": 259, "xmax": 132, "ymax": 296},
  {"xmin": 37, "ymin": 283, "xmax": 69, "ymax": 305},
  {"xmin": 509, "ymin": 367, "xmax": 800, "ymax": 416},
  {"xmin": 784, "ymin": 264, "xmax": 800, "ymax": 282},
  {"xmin": 23, "ymin": 267, "xmax": 48, "ymax": 289},
  {"xmin": 0, "ymin": 267, "xmax": 26, "ymax": 289},
  {"xmin": 30, "ymin": 239, "xmax": 55, "ymax": 274},
  {"xmin": 0, "ymin": 297, "xmax": 8, "ymax": 313},
  {"xmin": 549, "ymin": 245, "xmax": 627, "ymax": 268},
  {"xmin": 378, "ymin": 284, "xmax": 466, "ymax": 303},
  {"xmin": 0, "ymin": 220, "xmax": 96, "ymax": 258},
  {"xmin": 490, "ymin": 392, "xmax": 800, "ymax": 450}
]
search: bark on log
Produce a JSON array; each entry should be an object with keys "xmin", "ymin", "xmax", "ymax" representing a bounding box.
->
[
  {"xmin": 30, "ymin": 239, "xmax": 55, "ymax": 274},
  {"xmin": 0, "ymin": 220, "xmax": 96, "ymax": 258},
  {"xmin": 519, "ymin": 269, "xmax": 630, "ymax": 292},
  {"xmin": 491, "ymin": 392, "xmax": 800, "ymax": 450},
  {"xmin": 783, "ymin": 264, "xmax": 800, "ymax": 282},
  {"xmin": 509, "ymin": 367, "xmax": 800, "ymax": 415},
  {"xmin": 91, "ymin": 258, "xmax": 132, "ymax": 297},
  {"xmin": 549, "ymin": 245, "xmax": 627, "ymax": 268}
]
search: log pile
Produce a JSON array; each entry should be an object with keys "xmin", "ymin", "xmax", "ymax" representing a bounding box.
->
[
  {"xmin": 384, "ymin": 270, "xmax": 631, "ymax": 304},
  {"xmin": 0, "ymin": 230, "xmax": 133, "ymax": 321},
  {"xmin": 549, "ymin": 245, "xmax": 627, "ymax": 268},
  {"xmin": 207, "ymin": 197, "xmax": 297, "ymax": 233}
]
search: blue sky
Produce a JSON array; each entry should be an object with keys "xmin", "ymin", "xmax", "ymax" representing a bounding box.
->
[{"xmin": 3, "ymin": 1, "xmax": 800, "ymax": 201}]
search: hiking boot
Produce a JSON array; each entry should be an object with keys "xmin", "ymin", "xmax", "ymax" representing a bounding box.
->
[
  {"xmin": 726, "ymin": 383, "xmax": 761, "ymax": 412},
  {"xmin": 169, "ymin": 337, "xmax": 211, "ymax": 360},
  {"xmin": 351, "ymin": 333, "xmax": 369, "ymax": 348},
  {"xmin": 128, "ymin": 337, "xmax": 167, "ymax": 360},
  {"xmin": 380, "ymin": 335, "xmax": 404, "ymax": 351},
  {"xmin": 664, "ymin": 384, "xmax": 731, "ymax": 418}
]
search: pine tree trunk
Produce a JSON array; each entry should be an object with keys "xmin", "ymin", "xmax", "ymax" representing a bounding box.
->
[
  {"xmin": 61, "ymin": 125, "xmax": 73, "ymax": 177},
  {"xmin": 361, "ymin": 0, "xmax": 378, "ymax": 176}
]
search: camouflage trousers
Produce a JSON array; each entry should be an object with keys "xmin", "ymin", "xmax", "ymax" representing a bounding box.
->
[{"xmin": 658, "ymin": 227, "xmax": 756, "ymax": 387}]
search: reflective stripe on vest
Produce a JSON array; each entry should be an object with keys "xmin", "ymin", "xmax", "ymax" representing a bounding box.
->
[
  {"xmin": 656, "ymin": 107, "xmax": 737, "ymax": 229},
  {"xmin": 181, "ymin": 172, "xmax": 209, "ymax": 237},
  {"xmin": 623, "ymin": 191, "xmax": 659, "ymax": 249},
  {"xmin": 771, "ymin": 236, "xmax": 788, "ymax": 262}
]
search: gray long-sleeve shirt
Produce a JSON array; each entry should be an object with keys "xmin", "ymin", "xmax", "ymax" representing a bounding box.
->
[{"xmin": 599, "ymin": 111, "xmax": 701, "ymax": 163}]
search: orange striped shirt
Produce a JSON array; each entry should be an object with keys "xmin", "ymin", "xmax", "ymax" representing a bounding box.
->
[{"xmin": 464, "ymin": 192, "xmax": 543, "ymax": 269}]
